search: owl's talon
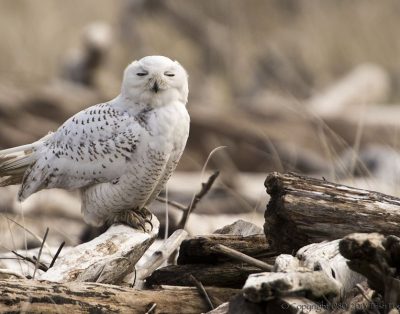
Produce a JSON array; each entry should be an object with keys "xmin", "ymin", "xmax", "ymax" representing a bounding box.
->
[{"xmin": 112, "ymin": 208, "xmax": 153, "ymax": 233}]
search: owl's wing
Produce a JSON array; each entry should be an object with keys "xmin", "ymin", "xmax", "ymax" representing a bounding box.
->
[{"xmin": 19, "ymin": 102, "xmax": 143, "ymax": 200}]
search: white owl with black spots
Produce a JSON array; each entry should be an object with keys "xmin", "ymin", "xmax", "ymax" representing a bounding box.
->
[{"xmin": 0, "ymin": 56, "xmax": 190, "ymax": 231}]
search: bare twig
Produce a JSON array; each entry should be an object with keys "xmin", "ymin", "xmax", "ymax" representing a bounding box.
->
[
  {"xmin": 33, "ymin": 227, "xmax": 49, "ymax": 279},
  {"xmin": 355, "ymin": 284, "xmax": 380, "ymax": 314},
  {"xmin": 11, "ymin": 250, "xmax": 48, "ymax": 272},
  {"xmin": 210, "ymin": 244, "xmax": 273, "ymax": 271},
  {"xmin": 155, "ymin": 196, "xmax": 186, "ymax": 211},
  {"xmin": 145, "ymin": 302, "xmax": 157, "ymax": 314},
  {"xmin": 49, "ymin": 241, "xmax": 65, "ymax": 269},
  {"xmin": 3, "ymin": 216, "xmax": 52, "ymax": 256},
  {"xmin": 189, "ymin": 274, "xmax": 214, "ymax": 311},
  {"xmin": 178, "ymin": 171, "xmax": 220, "ymax": 229},
  {"xmin": 0, "ymin": 268, "xmax": 25, "ymax": 279}
]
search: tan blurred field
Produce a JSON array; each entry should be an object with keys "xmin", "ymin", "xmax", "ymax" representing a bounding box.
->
[{"xmin": 1, "ymin": 1, "xmax": 400, "ymax": 97}]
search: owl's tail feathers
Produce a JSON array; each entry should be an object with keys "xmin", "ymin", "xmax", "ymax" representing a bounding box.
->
[
  {"xmin": 0, "ymin": 133, "xmax": 52, "ymax": 187},
  {"xmin": 0, "ymin": 145, "xmax": 36, "ymax": 187}
]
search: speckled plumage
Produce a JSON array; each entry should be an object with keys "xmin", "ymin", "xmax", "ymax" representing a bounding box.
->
[{"xmin": 0, "ymin": 56, "xmax": 190, "ymax": 228}]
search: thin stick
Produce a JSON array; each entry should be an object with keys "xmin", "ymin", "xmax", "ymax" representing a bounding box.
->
[
  {"xmin": 145, "ymin": 302, "xmax": 157, "ymax": 314},
  {"xmin": 178, "ymin": 171, "xmax": 220, "ymax": 229},
  {"xmin": 155, "ymin": 196, "xmax": 186, "ymax": 211},
  {"xmin": 33, "ymin": 227, "xmax": 49, "ymax": 279},
  {"xmin": 355, "ymin": 284, "xmax": 380, "ymax": 314},
  {"xmin": 0, "ymin": 268, "xmax": 25, "ymax": 279},
  {"xmin": 210, "ymin": 244, "xmax": 273, "ymax": 272},
  {"xmin": 11, "ymin": 250, "xmax": 48, "ymax": 272},
  {"xmin": 5, "ymin": 216, "xmax": 24, "ymax": 274},
  {"xmin": 3, "ymin": 216, "xmax": 53, "ymax": 256},
  {"xmin": 189, "ymin": 274, "xmax": 214, "ymax": 310},
  {"xmin": 49, "ymin": 241, "xmax": 65, "ymax": 269}
]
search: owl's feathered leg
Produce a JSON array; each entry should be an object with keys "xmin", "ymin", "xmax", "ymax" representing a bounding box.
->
[{"xmin": 112, "ymin": 207, "xmax": 153, "ymax": 232}]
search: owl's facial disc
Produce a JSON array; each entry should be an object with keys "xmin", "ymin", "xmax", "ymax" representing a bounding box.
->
[{"xmin": 122, "ymin": 56, "xmax": 189, "ymax": 105}]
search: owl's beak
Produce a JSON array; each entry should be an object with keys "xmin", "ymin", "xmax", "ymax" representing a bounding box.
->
[{"xmin": 151, "ymin": 81, "xmax": 159, "ymax": 93}]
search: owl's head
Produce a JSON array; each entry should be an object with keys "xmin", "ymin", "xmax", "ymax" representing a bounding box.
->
[{"xmin": 121, "ymin": 56, "xmax": 189, "ymax": 106}]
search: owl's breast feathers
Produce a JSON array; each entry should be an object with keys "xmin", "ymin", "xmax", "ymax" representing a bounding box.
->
[{"xmin": 19, "ymin": 99, "xmax": 188, "ymax": 203}]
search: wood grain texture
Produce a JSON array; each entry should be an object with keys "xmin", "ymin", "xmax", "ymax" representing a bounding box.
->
[
  {"xmin": 177, "ymin": 234, "xmax": 271, "ymax": 264},
  {"xmin": 264, "ymin": 172, "xmax": 400, "ymax": 252},
  {"xmin": 0, "ymin": 279, "xmax": 238, "ymax": 313},
  {"xmin": 147, "ymin": 263, "xmax": 263, "ymax": 288}
]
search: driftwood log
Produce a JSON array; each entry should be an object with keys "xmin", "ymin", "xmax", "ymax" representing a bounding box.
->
[
  {"xmin": 40, "ymin": 217, "xmax": 159, "ymax": 284},
  {"xmin": 177, "ymin": 234, "xmax": 271, "ymax": 264},
  {"xmin": 147, "ymin": 263, "xmax": 263, "ymax": 288},
  {"xmin": 0, "ymin": 279, "xmax": 238, "ymax": 313},
  {"xmin": 242, "ymin": 239, "xmax": 362, "ymax": 304},
  {"xmin": 265, "ymin": 172, "xmax": 400, "ymax": 252}
]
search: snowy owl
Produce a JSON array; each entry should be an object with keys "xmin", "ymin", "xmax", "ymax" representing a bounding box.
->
[{"xmin": 0, "ymin": 55, "xmax": 190, "ymax": 232}]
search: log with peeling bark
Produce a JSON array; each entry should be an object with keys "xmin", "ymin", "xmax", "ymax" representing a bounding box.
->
[
  {"xmin": 177, "ymin": 234, "xmax": 272, "ymax": 264},
  {"xmin": 147, "ymin": 263, "xmax": 263, "ymax": 288},
  {"xmin": 0, "ymin": 279, "xmax": 238, "ymax": 313},
  {"xmin": 264, "ymin": 172, "xmax": 400, "ymax": 253}
]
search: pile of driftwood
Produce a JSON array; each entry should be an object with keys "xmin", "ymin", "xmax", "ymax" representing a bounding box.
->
[{"xmin": 1, "ymin": 171, "xmax": 400, "ymax": 313}]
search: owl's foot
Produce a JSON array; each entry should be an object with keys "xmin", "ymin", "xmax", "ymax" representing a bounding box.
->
[{"xmin": 113, "ymin": 207, "xmax": 153, "ymax": 232}]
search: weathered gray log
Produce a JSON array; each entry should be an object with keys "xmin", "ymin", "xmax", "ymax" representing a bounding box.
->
[
  {"xmin": 146, "ymin": 263, "xmax": 263, "ymax": 288},
  {"xmin": 271, "ymin": 240, "xmax": 364, "ymax": 297},
  {"xmin": 296, "ymin": 240, "xmax": 364, "ymax": 295},
  {"xmin": 265, "ymin": 172, "xmax": 400, "ymax": 252},
  {"xmin": 177, "ymin": 234, "xmax": 271, "ymax": 264},
  {"xmin": 0, "ymin": 279, "xmax": 238, "ymax": 313},
  {"xmin": 39, "ymin": 217, "xmax": 159, "ymax": 284}
]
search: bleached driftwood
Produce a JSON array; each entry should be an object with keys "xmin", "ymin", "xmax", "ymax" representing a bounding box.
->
[
  {"xmin": 243, "ymin": 271, "xmax": 340, "ymax": 303},
  {"xmin": 242, "ymin": 239, "xmax": 364, "ymax": 306},
  {"xmin": 39, "ymin": 216, "xmax": 159, "ymax": 284},
  {"xmin": 206, "ymin": 302, "xmax": 229, "ymax": 314},
  {"xmin": 265, "ymin": 172, "xmax": 400, "ymax": 252},
  {"xmin": 308, "ymin": 63, "xmax": 390, "ymax": 117},
  {"xmin": 297, "ymin": 240, "xmax": 364, "ymax": 294},
  {"xmin": 0, "ymin": 279, "xmax": 238, "ymax": 313},
  {"xmin": 134, "ymin": 228, "xmax": 188, "ymax": 287}
]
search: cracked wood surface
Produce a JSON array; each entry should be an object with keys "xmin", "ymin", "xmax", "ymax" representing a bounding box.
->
[
  {"xmin": 264, "ymin": 172, "xmax": 400, "ymax": 252},
  {"xmin": 0, "ymin": 279, "xmax": 238, "ymax": 313}
]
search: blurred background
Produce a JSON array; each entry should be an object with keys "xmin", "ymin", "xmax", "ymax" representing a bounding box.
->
[{"xmin": 1, "ymin": 0, "xmax": 400, "ymax": 252}]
